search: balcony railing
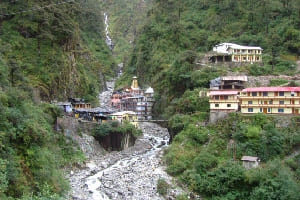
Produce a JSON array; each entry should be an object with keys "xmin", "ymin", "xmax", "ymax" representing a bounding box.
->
[
  {"xmin": 209, "ymin": 99, "xmax": 239, "ymax": 103},
  {"xmin": 241, "ymin": 104, "xmax": 300, "ymax": 108},
  {"xmin": 240, "ymin": 96, "xmax": 300, "ymax": 100}
]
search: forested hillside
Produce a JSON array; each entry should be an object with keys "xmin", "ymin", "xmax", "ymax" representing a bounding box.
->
[
  {"xmin": 0, "ymin": 0, "xmax": 116, "ymax": 104},
  {"xmin": 99, "ymin": 0, "xmax": 152, "ymax": 76},
  {"xmin": 0, "ymin": 0, "xmax": 114, "ymax": 199},
  {"xmin": 121, "ymin": 0, "xmax": 300, "ymax": 115},
  {"xmin": 114, "ymin": 1, "xmax": 300, "ymax": 199}
]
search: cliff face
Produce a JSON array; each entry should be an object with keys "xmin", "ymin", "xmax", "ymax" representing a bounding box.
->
[
  {"xmin": 57, "ymin": 116, "xmax": 137, "ymax": 154},
  {"xmin": 100, "ymin": 131, "xmax": 136, "ymax": 151}
]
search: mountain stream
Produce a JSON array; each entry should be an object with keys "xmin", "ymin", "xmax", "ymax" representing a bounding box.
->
[
  {"xmin": 67, "ymin": 79, "xmax": 183, "ymax": 199},
  {"xmin": 67, "ymin": 10, "xmax": 185, "ymax": 200}
]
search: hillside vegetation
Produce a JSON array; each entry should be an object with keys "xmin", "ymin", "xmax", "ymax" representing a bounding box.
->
[
  {"xmin": 99, "ymin": 0, "xmax": 152, "ymax": 76},
  {"xmin": 112, "ymin": 0, "xmax": 300, "ymax": 199},
  {"xmin": 120, "ymin": 0, "xmax": 300, "ymax": 116},
  {"xmin": 0, "ymin": 0, "xmax": 116, "ymax": 104},
  {"xmin": 0, "ymin": 0, "xmax": 114, "ymax": 198}
]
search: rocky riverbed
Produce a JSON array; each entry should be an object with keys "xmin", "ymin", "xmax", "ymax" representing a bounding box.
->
[{"xmin": 67, "ymin": 122, "xmax": 186, "ymax": 200}]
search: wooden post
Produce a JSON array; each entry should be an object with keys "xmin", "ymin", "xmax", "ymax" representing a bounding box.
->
[{"xmin": 234, "ymin": 143, "xmax": 236, "ymax": 160}]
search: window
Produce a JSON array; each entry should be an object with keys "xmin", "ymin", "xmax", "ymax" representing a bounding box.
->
[
  {"xmin": 279, "ymin": 101, "xmax": 284, "ymax": 104},
  {"xmin": 215, "ymin": 104, "xmax": 219, "ymax": 107},
  {"xmin": 260, "ymin": 108, "xmax": 262, "ymax": 112},
  {"xmin": 269, "ymin": 100, "xmax": 273, "ymax": 104},
  {"xmin": 263, "ymin": 92, "xmax": 268, "ymax": 96},
  {"xmin": 215, "ymin": 96, "xmax": 219, "ymax": 100},
  {"xmin": 248, "ymin": 108, "xmax": 253, "ymax": 112},
  {"xmin": 268, "ymin": 108, "xmax": 271, "ymax": 112},
  {"xmin": 227, "ymin": 104, "xmax": 231, "ymax": 107},
  {"xmin": 291, "ymin": 91, "xmax": 295, "ymax": 96},
  {"xmin": 224, "ymin": 96, "xmax": 228, "ymax": 100},
  {"xmin": 243, "ymin": 57, "xmax": 246, "ymax": 61},
  {"xmin": 252, "ymin": 92, "xmax": 257, "ymax": 96},
  {"xmin": 279, "ymin": 91, "xmax": 284, "ymax": 96},
  {"xmin": 278, "ymin": 109, "xmax": 284, "ymax": 113},
  {"xmin": 248, "ymin": 101, "xmax": 253, "ymax": 104}
]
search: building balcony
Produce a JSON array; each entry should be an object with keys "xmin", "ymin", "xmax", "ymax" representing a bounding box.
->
[
  {"xmin": 241, "ymin": 104, "xmax": 300, "ymax": 108},
  {"xmin": 240, "ymin": 96, "xmax": 300, "ymax": 100},
  {"xmin": 209, "ymin": 99, "xmax": 240, "ymax": 103},
  {"xmin": 231, "ymin": 52, "xmax": 262, "ymax": 55}
]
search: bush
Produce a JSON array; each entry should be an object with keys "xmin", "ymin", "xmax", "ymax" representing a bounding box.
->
[
  {"xmin": 193, "ymin": 151, "xmax": 218, "ymax": 174},
  {"xmin": 157, "ymin": 178, "xmax": 169, "ymax": 196},
  {"xmin": 92, "ymin": 123, "xmax": 111, "ymax": 140},
  {"xmin": 268, "ymin": 79, "xmax": 289, "ymax": 86},
  {"xmin": 175, "ymin": 194, "xmax": 189, "ymax": 200}
]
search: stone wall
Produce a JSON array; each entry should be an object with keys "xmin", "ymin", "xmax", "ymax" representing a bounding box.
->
[
  {"xmin": 209, "ymin": 111, "xmax": 229, "ymax": 124},
  {"xmin": 247, "ymin": 75, "xmax": 300, "ymax": 87}
]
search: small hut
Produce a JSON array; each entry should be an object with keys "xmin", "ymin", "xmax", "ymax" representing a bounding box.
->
[{"xmin": 241, "ymin": 156, "xmax": 259, "ymax": 169}]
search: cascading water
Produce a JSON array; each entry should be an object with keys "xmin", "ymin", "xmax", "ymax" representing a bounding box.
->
[{"xmin": 104, "ymin": 12, "xmax": 114, "ymax": 50}]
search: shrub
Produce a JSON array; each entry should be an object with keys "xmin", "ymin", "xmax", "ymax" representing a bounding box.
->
[
  {"xmin": 268, "ymin": 79, "xmax": 289, "ymax": 86},
  {"xmin": 157, "ymin": 178, "xmax": 169, "ymax": 196},
  {"xmin": 92, "ymin": 123, "xmax": 111, "ymax": 140},
  {"xmin": 193, "ymin": 152, "xmax": 218, "ymax": 174}
]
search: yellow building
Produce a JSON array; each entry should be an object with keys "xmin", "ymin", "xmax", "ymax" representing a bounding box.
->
[
  {"xmin": 209, "ymin": 91, "xmax": 240, "ymax": 112},
  {"xmin": 211, "ymin": 43, "xmax": 263, "ymax": 63},
  {"xmin": 240, "ymin": 87, "xmax": 300, "ymax": 115},
  {"xmin": 110, "ymin": 111, "xmax": 138, "ymax": 127}
]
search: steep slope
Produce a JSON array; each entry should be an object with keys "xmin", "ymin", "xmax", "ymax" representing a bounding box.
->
[
  {"xmin": 0, "ymin": 0, "xmax": 116, "ymax": 105},
  {"xmin": 99, "ymin": 0, "xmax": 153, "ymax": 65},
  {"xmin": 122, "ymin": 0, "xmax": 300, "ymax": 115},
  {"xmin": 0, "ymin": 0, "xmax": 116, "ymax": 199}
]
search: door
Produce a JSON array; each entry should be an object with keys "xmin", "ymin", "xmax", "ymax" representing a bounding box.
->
[
  {"xmin": 291, "ymin": 100, "xmax": 295, "ymax": 105},
  {"xmin": 263, "ymin": 108, "xmax": 267, "ymax": 114},
  {"xmin": 296, "ymin": 109, "xmax": 299, "ymax": 115},
  {"xmin": 264, "ymin": 101, "xmax": 267, "ymax": 104}
]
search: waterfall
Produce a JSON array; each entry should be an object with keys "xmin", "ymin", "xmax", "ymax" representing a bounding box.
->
[{"xmin": 104, "ymin": 12, "xmax": 114, "ymax": 50}]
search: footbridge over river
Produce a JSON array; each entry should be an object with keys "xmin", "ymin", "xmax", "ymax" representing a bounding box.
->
[{"xmin": 133, "ymin": 119, "xmax": 169, "ymax": 127}]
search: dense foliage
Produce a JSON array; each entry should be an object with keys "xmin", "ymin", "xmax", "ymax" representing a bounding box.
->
[
  {"xmin": 99, "ymin": 0, "xmax": 152, "ymax": 66},
  {"xmin": 120, "ymin": 0, "xmax": 300, "ymax": 116},
  {"xmin": 0, "ymin": 0, "xmax": 115, "ymax": 198},
  {"xmin": 0, "ymin": 79, "xmax": 84, "ymax": 199},
  {"xmin": 92, "ymin": 121, "xmax": 142, "ymax": 141},
  {"xmin": 165, "ymin": 113, "xmax": 300, "ymax": 199},
  {"xmin": 0, "ymin": 0, "xmax": 116, "ymax": 105}
]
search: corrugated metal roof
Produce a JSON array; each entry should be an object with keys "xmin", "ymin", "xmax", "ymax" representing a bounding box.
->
[
  {"xmin": 241, "ymin": 156, "xmax": 259, "ymax": 162},
  {"xmin": 54, "ymin": 102, "xmax": 71, "ymax": 106},
  {"xmin": 75, "ymin": 107, "xmax": 110, "ymax": 113},
  {"xmin": 111, "ymin": 111, "xmax": 137, "ymax": 116},
  {"xmin": 242, "ymin": 87, "xmax": 300, "ymax": 92},
  {"xmin": 221, "ymin": 76, "xmax": 248, "ymax": 81},
  {"xmin": 209, "ymin": 91, "xmax": 239, "ymax": 95}
]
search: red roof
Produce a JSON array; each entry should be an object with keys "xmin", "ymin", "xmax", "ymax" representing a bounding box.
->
[
  {"xmin": 242, "ymin": 87, "xmax": 300, "ymax": 92},
  {"xmin": 209, "ymin": 91, "xmax": 239, "ymax": 96}
]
